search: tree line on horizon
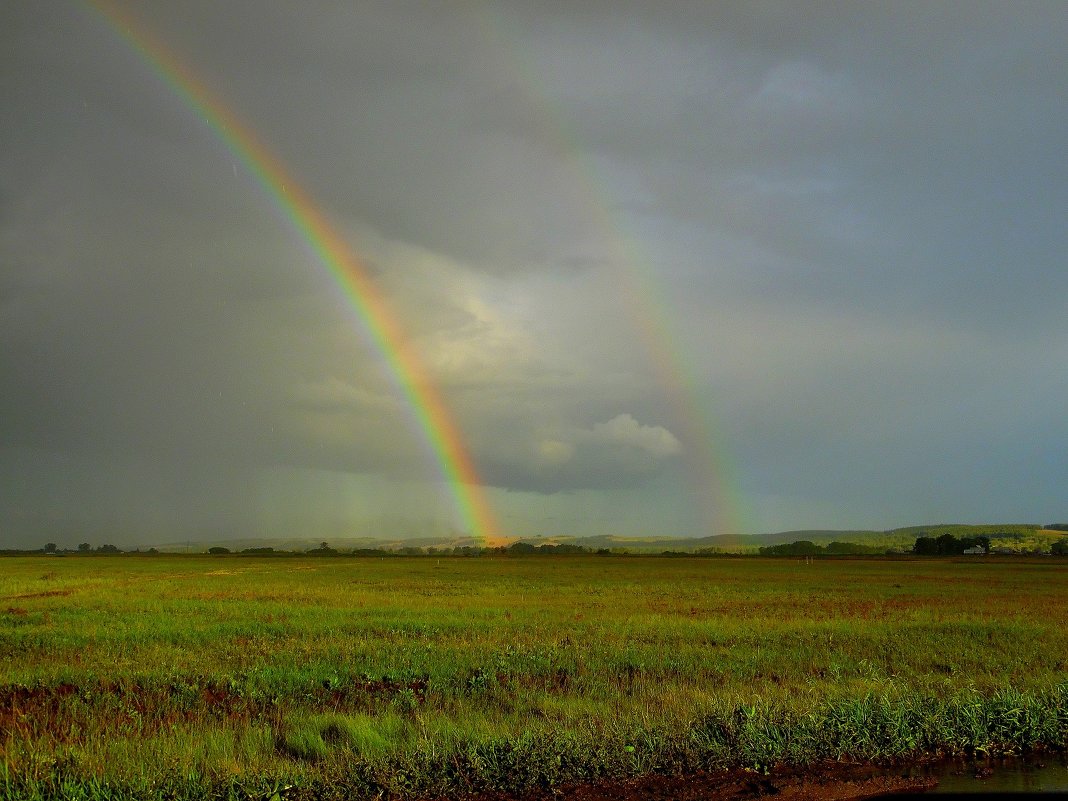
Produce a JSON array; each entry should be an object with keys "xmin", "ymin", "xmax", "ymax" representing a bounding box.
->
[
  {"xmin": 911, "ymin": 533, "xmax": 990, "ymax": 555},
  {"xmin": 757, "ymin": 540, "xmax": 887, "ymax": 556},
  {"xmin": 9, "ymin": 526, "xmax": 1068, "ymax": 557}
]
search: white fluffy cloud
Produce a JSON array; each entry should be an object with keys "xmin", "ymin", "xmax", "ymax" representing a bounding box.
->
[
  {"xmin": 505, "ymin": 414, "xmax": 682, "ymax": 494},
  {"xmin": 587, "ymin": 414, "xmax": 681, "ymax": 458}
]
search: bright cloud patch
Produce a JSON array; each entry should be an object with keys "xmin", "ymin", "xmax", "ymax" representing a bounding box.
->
[
  {"xmin": 535, "ymin": 439, "xmax": 576, "ymax": 466},
  {"xmin": 588, "ymin": 414, "xmax": 681, "ymax": 458}
]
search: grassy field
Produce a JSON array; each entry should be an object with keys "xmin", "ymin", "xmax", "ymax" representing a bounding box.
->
[{"xmin": 1, "ymin": 554, "xmax": 1066, "ymax": 799}]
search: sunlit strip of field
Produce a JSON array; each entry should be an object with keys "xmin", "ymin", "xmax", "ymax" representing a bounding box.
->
[{"xmin": 1, "ymin": 555, "xmax": 1065, "ymax": 800}]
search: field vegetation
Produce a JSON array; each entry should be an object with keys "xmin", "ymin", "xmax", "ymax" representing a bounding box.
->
[{"xmin": 1, "ymin": 554, "xmax": 1066, "ymax": 799}]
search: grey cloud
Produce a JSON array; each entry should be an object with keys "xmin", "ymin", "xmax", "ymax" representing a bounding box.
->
[
  {"xmin": 3, "ymin": 1, "xmax": 1067, "ymax": 544},
  {"xmin": 482, "ymin": 413, "xmax": 683, "ymax": 495}
]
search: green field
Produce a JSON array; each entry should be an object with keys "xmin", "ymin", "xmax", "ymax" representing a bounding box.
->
[{"xmin": 1, "ymin": 555, "xmax": 1066, "ymax": 799}]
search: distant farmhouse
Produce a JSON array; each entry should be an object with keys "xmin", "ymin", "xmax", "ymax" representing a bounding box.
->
[{"xmin": 963, "ymin": 545, "xmax": 986, "ymax": 555}]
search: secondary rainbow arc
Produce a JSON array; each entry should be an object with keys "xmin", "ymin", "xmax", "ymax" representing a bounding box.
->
[
  {"xmin": 470, "ymin": 7, "xmax": 745, "ymax": 538},
  {"xmin": 89, "ymin": 1, "xmax": 503, "ymax": 546}
]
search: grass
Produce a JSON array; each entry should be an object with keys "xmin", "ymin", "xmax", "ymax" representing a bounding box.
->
[{"xmin": 1, "ymin": 554, "xmax": 1066, "ymax": 799}]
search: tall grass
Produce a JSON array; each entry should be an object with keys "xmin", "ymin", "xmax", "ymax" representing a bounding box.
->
[{"xmin": 1, "ymin": 555, "xmax": 1065, "ymax": 798}]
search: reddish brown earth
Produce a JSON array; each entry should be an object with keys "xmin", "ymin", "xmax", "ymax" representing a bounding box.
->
[
  {"xmin": 452, "ymin": 762, "xmax": 935, "ymax": 801},
  {"xmin": 4, "ymin": 589, "xmax": 74, "ymax": 599},
  {"xmin": 0, "ymin": 677, "xmax": 431, "ymax": 742}
]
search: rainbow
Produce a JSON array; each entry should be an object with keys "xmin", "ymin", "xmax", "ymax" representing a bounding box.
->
[
  {"xmin": 87, "ymin": 1, "xmax": 503, "ymax": 546},
  {"xmin": 470, "ymin": 9, "xmax": 746, "ymax": 538}
]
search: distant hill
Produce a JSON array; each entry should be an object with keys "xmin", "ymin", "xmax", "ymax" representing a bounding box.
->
[
  {"xmin": 562, "ymin": 530, "xmax": 903, "ymax": 553},
  {"xmin": 157, "ymin": 534, "xmax": 489, "ymax": 554},
  {"xmin": 155, "ymin": 523, "xmax": 1063, "ymax": 554}
]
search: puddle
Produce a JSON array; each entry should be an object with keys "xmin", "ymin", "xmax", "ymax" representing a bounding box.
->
[{"xmin": 914, "ymin": 754, "xmax": 1068, "ymax": 794}]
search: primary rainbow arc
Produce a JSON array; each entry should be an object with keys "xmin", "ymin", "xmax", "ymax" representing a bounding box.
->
[{"xmin": 90, "ymin": 1, "xmax": 502, "ymax": 546}]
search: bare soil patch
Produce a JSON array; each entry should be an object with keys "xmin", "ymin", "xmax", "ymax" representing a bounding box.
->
[
  {"xmin": 455, "ymin": 762, "xmax": 936, "ymax": 801},
  {"xmin": 4, "ymin": 589, "xmax": 74, "ymax": 600}
]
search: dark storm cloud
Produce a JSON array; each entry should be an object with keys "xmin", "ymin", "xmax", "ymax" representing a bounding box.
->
[{"xmin": 2, "ymin": 1, "xmax": 1066, "ymax": 545}]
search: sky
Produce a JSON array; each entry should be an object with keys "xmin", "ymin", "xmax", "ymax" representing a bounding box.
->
[{"xmin": 2, "ymin": 1, "xmax": 1066, "ymax": 549}]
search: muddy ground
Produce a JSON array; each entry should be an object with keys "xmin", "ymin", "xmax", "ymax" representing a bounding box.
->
[{"xmin": 447, "ymin": 761, "xmax": 937, "ymax": 801}]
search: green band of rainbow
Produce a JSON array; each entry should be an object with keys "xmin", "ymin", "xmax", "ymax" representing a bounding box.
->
[{"xmin": 89, "ymin": 1, "xmax": 502, "ymax": 546}]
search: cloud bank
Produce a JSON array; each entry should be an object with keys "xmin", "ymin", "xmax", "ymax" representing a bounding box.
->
[{"xmin": 2, "ymin": 1, "xmax": 1066, "ymax": 546}]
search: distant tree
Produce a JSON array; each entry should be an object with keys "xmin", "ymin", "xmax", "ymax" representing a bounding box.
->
[
  {"xmin": 553, "ymin": 543, "xmax": 588, "ymax": 554},
  {"xmin": 760, "ymin": 540, "xmax": 821, "ymax": 557},
  {"xmin": 1050, "ymin": 538, "xmax": 1068, "ymax": 556},
  {"xmin": 913, "ymin": 536, "xmax": 938, "ymax": 555},
  {"xmin": 147, "ymin": 547, "xmax": 159, "ymax": 554},
  {"xmin": 96, "ymin": 543, "xmax": 120, "ymax": 554},
  {"xmin": 935, "ymin": 533, "xmax": 961, "ymax": 555},
  {"xmin": 208, "ymin": 546, "xmax": 231, "ymax": 555},
  {"xmin": 44, "ymin": 542, "xmax": 57, "ymax": 554},
  {"xmin": 320, "ymin": 541, "xmax": 329, "ymax": 550},
  {"xmin": 77, "ymin": 543, "xmax": 91, "ymax": 553},
  {"xmin": 509, "ymin": 542, "xmax": 537, "ymax": 554},
  {"xmin": 914, "ymin": 533, "xmax": 985, "ymax": 555}
]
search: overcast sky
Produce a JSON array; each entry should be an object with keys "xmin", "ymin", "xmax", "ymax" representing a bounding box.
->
[{"xmin": 3, "ymin": 1, "xmax": 1066, "ymax": 548}]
